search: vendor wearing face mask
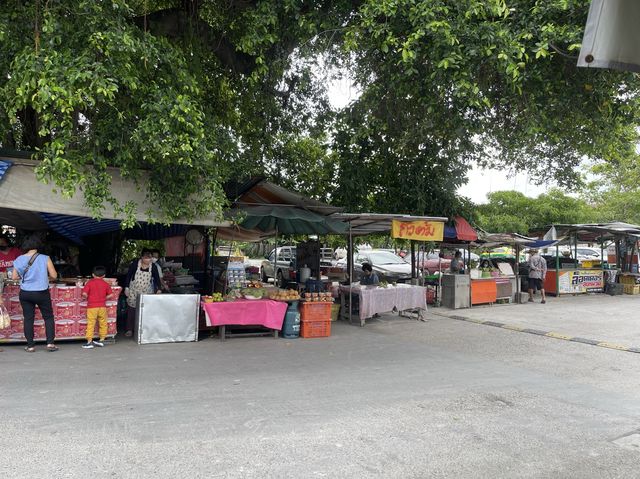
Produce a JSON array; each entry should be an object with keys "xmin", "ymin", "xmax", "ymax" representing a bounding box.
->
[
  {"xmin": 0, "ymin": 234, "xmax": 22, "ymax": 274},
  {"xmin": 123, "ymin": 248, "xmax": 163, "ymax": 337},
  {"xmin": 150, "ymin": 248, "xmax": 169, "ymax": 291}
]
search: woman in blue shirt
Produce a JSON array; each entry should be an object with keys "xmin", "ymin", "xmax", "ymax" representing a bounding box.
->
[{"xmin": 12, "ymin": 236, "xmax": 58, "ymax": 352}]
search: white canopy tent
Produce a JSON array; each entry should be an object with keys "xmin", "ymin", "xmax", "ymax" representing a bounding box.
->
[
  {"xmin": 578, "ymin": 0, "xmax": 640, "ymax": 73},
  {"xmin": 0, "ymin": 155, "xmax": 230, "ymax": 228}
]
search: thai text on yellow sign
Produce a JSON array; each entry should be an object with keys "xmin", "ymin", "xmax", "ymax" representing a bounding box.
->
[{"xmin": 391, "ymin": 220, "xmax": 444, "ymax": 241}]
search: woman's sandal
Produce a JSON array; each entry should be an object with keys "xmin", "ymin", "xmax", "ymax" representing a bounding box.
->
[
  {"xmin": 24, "ymin": 346, "xmax": 35, "ymax": 353},
  {"xmin": 46, "ymin": 345, "xmax": 59, "ymax": 352}
]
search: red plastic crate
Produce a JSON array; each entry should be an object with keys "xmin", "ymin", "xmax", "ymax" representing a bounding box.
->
[
  {"xmin": 299, "ymin": 302, "xmax": 332, "ymax": 322},
  {"xmin": 300, "ymin": 319, "xmax": 331, "ymax": 338},
  {"xmin": 426, "ymin": 287, "xmax": 436, "ymax": 305}
]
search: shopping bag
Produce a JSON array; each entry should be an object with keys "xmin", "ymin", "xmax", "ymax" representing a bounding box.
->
[{"xmin": 0, "ymin": 304, "xmax": 10, "ymax": 329}]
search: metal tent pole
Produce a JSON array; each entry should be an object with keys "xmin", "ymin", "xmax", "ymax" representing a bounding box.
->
[
  {"xmin": 468, "ymin": 251, "xmax": 472, "ymax": 309},
  {"xmin": 348, "ymin": 222, "xmax": 353, "ymax": 325},
  {"xmin": 410, "ymin": 240, "xmax": 416, "ymax": 281},
  {"xmin": 273, "ymin": 226, "xmax": 278, "ymax": 287},
  {"xmin": 555, "ymin": 244, "xmax": 560, "ymax": 296},
  {"xmin": 515, "ymin": 243, "xmax": 520, "ymax": 302}
]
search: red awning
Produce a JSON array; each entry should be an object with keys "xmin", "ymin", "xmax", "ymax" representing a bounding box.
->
[{"xmin": 454, "ymin": 216, "xmax": 478, "ymax": 241}]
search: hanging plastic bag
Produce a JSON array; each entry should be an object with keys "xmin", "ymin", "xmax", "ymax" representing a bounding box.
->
[{"xmin": 0, "ymin": 303, "xmax": 10, "ymax": 330}]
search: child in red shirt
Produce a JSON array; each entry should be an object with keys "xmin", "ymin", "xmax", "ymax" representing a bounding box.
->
[{"xmin": 81, "ymin": 266, "xmax": 113, "ymax": 349}]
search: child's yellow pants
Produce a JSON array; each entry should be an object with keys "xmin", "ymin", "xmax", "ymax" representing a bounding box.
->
[{"xmin": 86, "ymin": 307, "xmax": 108, "ymax": 342}]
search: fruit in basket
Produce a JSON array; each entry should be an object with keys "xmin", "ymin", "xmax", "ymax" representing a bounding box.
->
[
  {"xmin": 247, "ymin": 280, "xmax": 263, "ymax": 288},
  {"xmin": 204, "ymin": 293, "xmax": 224, "ymax": 303},
  {"xmin": 270, "ymin": 289, "xmax": 300, "ymax": 301},
  {"xmin": 242, "ymin": 287, "xmax": 264, "ymax": 299}
]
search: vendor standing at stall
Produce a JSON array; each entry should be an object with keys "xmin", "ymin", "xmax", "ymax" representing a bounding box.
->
[
  {"xmin": 450, "ymin": 251, "xmax": 464, "ymax": 274},
  {"xmin": 0, "ymin": 234, "xmax": 22, "ymax": 274},
  {"xmin": 123, "ymin": 248, "xmax": 162, "ymax": 337}
]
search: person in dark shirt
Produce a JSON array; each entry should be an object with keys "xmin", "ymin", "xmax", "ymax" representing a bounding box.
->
[
  {"xmin": 360, "ymin": 262, "xmax": 380, "ymax": 285},
  {"xmin": 450, "ymin": 251, "xmax": 464, "ymax": 273}
]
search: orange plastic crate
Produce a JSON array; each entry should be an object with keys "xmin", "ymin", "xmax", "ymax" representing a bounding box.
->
[
  {"xmin": 300, "ymin": 319, "xmax": 331, "ymax": 338},
  {"xmin": 299, "ymin": 302, "xmax": 332, "ymax": 322}
]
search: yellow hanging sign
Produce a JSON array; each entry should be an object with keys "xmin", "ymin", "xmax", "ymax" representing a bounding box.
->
[{"xmin": 391, "ymin": 220, "xmax": 444, "ymax": 241}]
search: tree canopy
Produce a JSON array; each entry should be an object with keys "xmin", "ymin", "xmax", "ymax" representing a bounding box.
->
[{"xmin": 1, "ymin": 1, "xmax": 638, "ymax": 224}]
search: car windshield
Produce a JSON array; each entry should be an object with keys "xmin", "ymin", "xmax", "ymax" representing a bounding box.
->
[{"xmin": 368, "ymin": 252, "xmax": 407, "ymax": 265}]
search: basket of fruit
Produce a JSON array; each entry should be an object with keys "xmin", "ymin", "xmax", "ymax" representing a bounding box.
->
[
  {"xmin": 268, "ymin": 289, "xmax": 300, "ymax": 302},
  {"xmin": 241, "ymin": 288, "xmax": 265, "ymax": 300},
  {"xmin": 202, "ymin": 293, "xmax": 224, "ymax": 303}
]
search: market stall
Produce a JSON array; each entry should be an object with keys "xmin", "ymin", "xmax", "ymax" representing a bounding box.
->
[
  {"xmin": 338, "ymin": 283, "xmax": 427, "ymax": 326},
  {"xmin": 541, "ymin": 222, "xmax": 640, "ymax": 296},
  {"xmin": 329, "ymin": 213, "xmax": 448, "ymax": 325},
  {"xmin": 440, "ymin": 231, "xmax": 556, "ymax": 309},
  {"xmin": 202, "ymin": 297, "xmax": 287, "ymax": 341},
  {"xmin": 543, "ymin": 269, "xmax": 605, "ymax": 295},
  {"xmin": 0, "ymin": 279, "xmax": 120, "ymax": 343},
  {"xmin": 204, "ymin": 183, "xmax": 348, "ymax": 339},
  {"xmin": 0, "ymin": 151, "xmax": 230, "ymax": 344}
]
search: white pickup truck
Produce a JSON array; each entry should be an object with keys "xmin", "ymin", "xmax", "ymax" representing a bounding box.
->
[
  {"xmin": 260, "ymin": 246, "xmax": 334, "ymax": 287},
  {"xmin": 260, "ymin": 246, "xmax": 297, "ymax": 287}
]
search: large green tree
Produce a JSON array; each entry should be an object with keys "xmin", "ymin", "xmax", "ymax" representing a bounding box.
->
[
  {"xmin": 583, "ymin": 152, "xmax": 640, "ymax": 225},
  {"xmin": 0, "ymin": 0, "xmax": 347, "ymax": 224},
  {"xmin": 1, "ymin": 1, "xmax": 639, "ymax": 224},
  {"xmin": 332, "ymin": 0, "xmax": 640, "ymax": 216}
]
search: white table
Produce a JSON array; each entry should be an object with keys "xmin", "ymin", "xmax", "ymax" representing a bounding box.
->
[{"xmin": 339, "ymin": 284, "xmax": 427, "ymax": 326}]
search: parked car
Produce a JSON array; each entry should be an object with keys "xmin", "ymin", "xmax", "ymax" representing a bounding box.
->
[
  {"xmin": 261, "ymin": 246, "xmax": 296, "ymax": 287},
  {"xmin": 261, "ymin": 246, "xmax": 335, "ymax": 286},
  {"xmin": 337, "ymin": 249, "xmax": 413, "ymax": 283},
  {"xmin": 576, "ymin": 247, "xmax": 602, "ymax": 260},
  {"xmin": 410, "ymin": 250, "xmax": 451, "ymax": 275}
]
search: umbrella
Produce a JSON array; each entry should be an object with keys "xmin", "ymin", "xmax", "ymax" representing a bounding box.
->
[{"xmin": 235, "ymin": 205, "xmax": 348, "ymax": 235}]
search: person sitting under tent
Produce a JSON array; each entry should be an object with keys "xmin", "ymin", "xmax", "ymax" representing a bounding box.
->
[{"xmin": 360, "ymin": 263, "xmax": 380, "ymax": 286}]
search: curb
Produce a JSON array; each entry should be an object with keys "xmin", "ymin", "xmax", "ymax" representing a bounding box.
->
[{"xmin": 432, "ymin": 312, "xmax": 640, "ymax": 354}]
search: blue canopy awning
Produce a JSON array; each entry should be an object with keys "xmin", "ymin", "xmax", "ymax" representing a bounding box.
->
[
  {"xmin": 40, "ymin": 213, "xmax": 191, "ymax": 244},
  {"xmin": 524, "ymin": 240, "xmax": 560, "ymax": 249}
]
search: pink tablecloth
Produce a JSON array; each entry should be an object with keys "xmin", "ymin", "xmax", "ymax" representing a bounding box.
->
[{"xmin": 202, "ymin": 299, "xmax": 287, "ymax": 330}]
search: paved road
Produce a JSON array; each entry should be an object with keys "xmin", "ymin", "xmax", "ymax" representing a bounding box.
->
[
  {"xmin": 436, "ymin": 293, "xmax": 640, "ymax": 349},
  {"xmin": 1, "ymin": 311, "xmax": 639, "ymax": 478}
]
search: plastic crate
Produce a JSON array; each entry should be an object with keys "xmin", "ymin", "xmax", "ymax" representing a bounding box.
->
[
  {"xmin": 620, "ymin": 275, "xmax": 640, "ymax": 285},
  {"xmin": 300, "ymin": 319, "xmax": 331, "ymax": 338},
  {"xmin": 623, "ymin": 284, "xmax": 640, "ymax": 295},
  {"xmin": 330, "ymin": 303, "xmax": 340, "ymax": 322},
  {"xmin": 299, "ymin": 302, "xmax": 332, "ymax": 322},
  {"xmin": 426, "ymin": 287, "xmax": 436, "ymax": 305}
]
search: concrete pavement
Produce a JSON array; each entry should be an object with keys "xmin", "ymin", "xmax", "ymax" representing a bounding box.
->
[
  {"xmin": 434, "ymin": 293, "xmax": 640, "ymax": 350},
  {"xmin": 1, "ymin": 305, "xmax": 640, "ymax": 478}
]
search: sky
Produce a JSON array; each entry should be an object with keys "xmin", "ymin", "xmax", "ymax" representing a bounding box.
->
[
  {"xmin": 457, "ymin": 166, "xmax": 550, "ymax": 204},
  {"xmin": 327, "ymin": 77, "xmax": 551, "ymax": 205}
]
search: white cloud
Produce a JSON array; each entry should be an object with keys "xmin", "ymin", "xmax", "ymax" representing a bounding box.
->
[{"xmin": 458, "ymin": 165, "xmax": 551, "ymax": 204}]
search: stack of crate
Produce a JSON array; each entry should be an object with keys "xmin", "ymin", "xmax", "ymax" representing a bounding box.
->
[
  {"xmin": 299, "ymin": 302, "xmax": 332, "ymax": 338},
  {"xmin": 619, "ymin": 274, "xmax": 640, "ymax": 294}
]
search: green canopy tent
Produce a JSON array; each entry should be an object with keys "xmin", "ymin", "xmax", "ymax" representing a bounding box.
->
[
  {"xmin": 229, "ymin": 205, "xmax": 348, "ymax": 286},
  {"xmin": 236, "ymin": 205, "xmax": 348, "ymax": 235}
]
